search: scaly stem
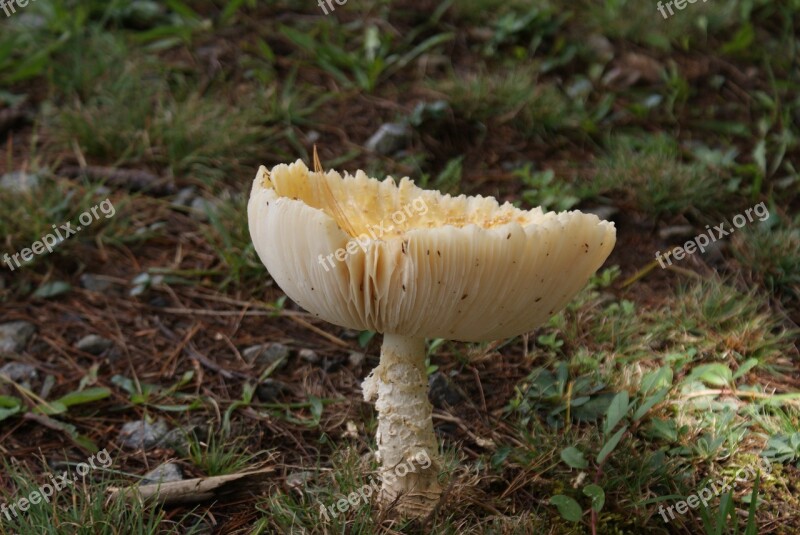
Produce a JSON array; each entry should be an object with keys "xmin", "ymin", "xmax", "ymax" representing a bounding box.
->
[{"xmin": 362, "ymin": 334, "xmax": 442, "ymax": 518}]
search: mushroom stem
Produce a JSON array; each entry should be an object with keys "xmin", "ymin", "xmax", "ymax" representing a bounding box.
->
[{"xmin": 362, "ymin": 334, "xmax": 442, "ymax": 517}]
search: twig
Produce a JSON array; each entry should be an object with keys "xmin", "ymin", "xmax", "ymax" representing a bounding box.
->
[
  {"xmin": 107, "ymin": 468, "xmax": 274, "ymax": 505},
  {"xmin": 621, "ymin": 259, "xmax": 660, "ymax": 288},
  {"xmin": 677, "ymin": 389, "xmax": 800, "ymax": 403},
  {"xmin": 185, "ymin": 342, "xmax": 250, "ymax": 380},
  {"xmin": 59, "ymin": 165, "xmax": 175, "ymax": 196},
  {"xmin": 286, "ymin": 315, "xmax": 350, "ymax": 348}
]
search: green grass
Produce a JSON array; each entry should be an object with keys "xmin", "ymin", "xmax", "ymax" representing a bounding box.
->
[
  {"xmin": 54, "ymin": 56, "xmax": 276, "ymax": 187},
  {"xmin": 0, "ymin": 459, "xmax": 181, "ymax": 535},
  {"xmin": 732, "ymin": 225, "xmax": 800, "ymax": 312},
  {"xmin": 593, "ymin": 134, "xmax": 731, "ymax": 219},
  {"xmin": 432, "ymin": 68, "xmax": 579, "ymax": 136},
  {"xmin": 0, "ymin": 0, "xmax": 798, "ymax": 533}
]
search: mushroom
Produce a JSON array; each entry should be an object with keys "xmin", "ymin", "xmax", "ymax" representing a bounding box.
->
[{"xmin": 247, "ymin": 158, "xmax": 616, "ymax": 518}]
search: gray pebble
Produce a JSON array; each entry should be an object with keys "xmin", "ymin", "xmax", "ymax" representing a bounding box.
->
[
  {"xmin": 75, "ymin": 335, "xmax": 114, "ymax": 355},
  {"xmin": 0, "ymin": 321, "xmax": 36, "ymax": 354},
  {"xmin": 365, "ymin": 123, "xmax": 410, "ymax": 156},
  {"xmin": 141, "ymin": 462, "xmax": 183, "ymax": 485},
  {"xmin": 0, "ymin": 362, "xmax": 37, "ymax": 384},
  {"xmin": 256, "ymin": 378, "xmax": 289, "ymax": 402},
  {"xmin": 243, "ymin": 343, "xmax": 289, "ymax": 369},
  {"xmin": 118, "ymin": 419, "xmax": 170, "ymax": 450}
]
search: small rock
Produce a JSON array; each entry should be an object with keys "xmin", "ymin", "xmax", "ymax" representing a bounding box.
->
[
  {"xmin": 141, "ymin": 462, "xmax": 183, "ymax": 485},
  {"xmin": 586, "ymin": 34, "xmax": 614, "ymax": 63},
  {"xmin": 659, "ymin": 225, "xmax": 696, "ymax": 241},
  {"xmin": 364, "ymin": 123, "xmax": 410, "ymax": 156},
  {"xmin": 286, "ymin": 471, "xmax": 314, "ymax": 489},
  {"xmin": 170, "ymin": 187, "xmax": 197, "ymax": 208},
  {"xmin": 256, "ymin": 378, "xmax": 289, "ymax": 402},
  {"xmin": 118, "ymin": 419, "xmax": 170, "ymax": 450},
  {"xmin": 0, "ymin": 321, "xmax": 36, "ymax": 353},
  {"xmin": 148, "ymin": 296, "xmax": 169, "ymax": 308},
  {"xmin": 159, "ymin": 427, "xmax": 194, "ymax": 451},
  {"xmin": 79, "ymin": 273, "xmax": 113, "ymax": 292},
  {"xmin": 603, "ymin": 52, "xmax": 663, "ymax": 88},
  {"xmin": 428, "ymin": 372, "xmax": 463, "ymax": 408},
  {"xmin": 299, "ymin": 348, "xmax": 320, "ymax": 364},
  {"xmin": 121, "ymin": 0, "xmax": 166, "ymax": 29},
  {"xmin": 0, "ymin": 362, "xmax": 37, "ymax": 384},
  {"xmin": 342, "ymin": 420, "xmax": 359, "ymax": 439},
  {"xmin": 75, "ymin": 334, "xmax": 114, "ymax": 355},
  {"xmin": 0, "ymin": 171, "xmax": 39, "ymax": 194},
  {"xmin": 190, "ymin": 197, "xmax": 215, "ymax": 222},
  {"xmin": 243, "ymin": 343, "xmax": 290, "ymax": 368},
  {"xmin": 348, "ymin": 351, "xmax": 365, "ymax": 368}
]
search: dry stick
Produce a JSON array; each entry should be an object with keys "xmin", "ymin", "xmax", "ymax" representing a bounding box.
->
[
  {"xmin": 677, "ymin": 389, "xmax": 800, "ymax": 404},
  {"xmin": 108, "ymin": 468, "xmax": 274, "ymax": 505},
  {"xmin": 177, "ymin": 291, "xmax": 352, "ymax": 348},
  {"xmin": 287, "ymin": 314, "xmax": 350, "ymax": 348},
  {"xmin": 59, "ymin": 165, "xmax": 175, "ymax": 195},
  {"xmin": 156, "ymin": 306, "xmax": 351, "ymax": 348},
  {"xmin": 154, "ymin": 319, "xmax": 249, "ymax": 380},
  {"xmin": 620, "ymin": 259, "xmax": 660, "ymax": 288},
  {"xmin": 185, "ymin": 342, "xmax": 252, "ymax": 380}
]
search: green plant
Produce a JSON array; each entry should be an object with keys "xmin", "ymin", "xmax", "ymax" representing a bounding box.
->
[
  {"xmin": 697, "ymin": 472, "xmax": 761, "ymax": 535},
  {"xmin": 733, "ymin": 226, "xmax": 800, "ymax": 309},
  {"xmin": 0, "ymin": 377, "xmax": 110, "ymax": 450},
  {"xmin": 280, "ymin": 22, "xmax": 453, "ymax": 92},
  {"xmin": 0, "ymin": 460, "xmax": 190, "ymax": 535},
  {"xmin": 594, "ymin": 134, "xmax": 728, "ymax": 218},
  {"xmin": 186, "ymin": 432, "xmax": 261, "ymax": 476},
  {"xmin": 513, "ymin": 166, "xmax": 581, "ymax": 212},
  {"xmin": 763, "ymin": 433, "xmax": 800, "ymax": 467},
  {"xmin": 436, "ymin": 68, "xmax": 577, "ymax": 135}
]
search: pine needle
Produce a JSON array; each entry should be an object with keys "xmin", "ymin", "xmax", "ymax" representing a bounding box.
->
[{"xmin": 313, "ymin": 145, "xmax": 357, "ymax": 237}]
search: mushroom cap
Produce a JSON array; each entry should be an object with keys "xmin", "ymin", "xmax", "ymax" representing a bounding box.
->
[{"xmin": 248, "ymin": 160, "xmax": 616, "ymax": 342}]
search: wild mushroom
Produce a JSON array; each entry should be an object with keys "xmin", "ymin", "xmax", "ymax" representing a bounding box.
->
[{"xmin": 247, "ymin": 158, "xmax": 616, "ymax": 518}]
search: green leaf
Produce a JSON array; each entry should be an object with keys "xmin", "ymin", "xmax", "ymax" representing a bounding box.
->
[
  {"xmin": 33, "ymin": 281, "xmax": 72, "ymax": 299},
  {"xmin": 152, "ymin": 401, "xmax": 203, "ymax": 412},
  {"xmin": 309, "ymin": 395, "xmax": 323, "ymax": 424},
  {"xmin": 721, "ymin": 23, "xmax": 754, "ymax": 55},
  {"xmin": 633, "ymin": 387, "xmax": 670, "ymax": 421},
  {"xmin": 582, "ymin": 484, "xmax": 605, "ymax": 512},
  {"xmin": 640, "ymin": 366, "xmax": 673, "ymax": 393},
  {"xmin": 685, "ymin": 364, "xmax": 732, "ymax": 387},
  {"xmin": 733, "ymin": 358, "xmax": 759, "ymax": 380},
  {"xmin": 53, "ymin": 387, "xmax": 111, "ymax": 408},
  {"xmin": 220, "ymin": 0, "xmax": 250, "ymax": 23},
  {"xmin": 0, "ymin": 405, "xmax": 21, "ymax": 422},
  {"xmin": 358, "ymin": 330, "xmax": 376, "ymax": 348},
  {"xmin": 744, "ymin": 472, "xmax": 761, "ymax": 535},
  {"xmin": 597, "ymin": 425, "xmax": 627, "ymax": 464},
  {"xmin": 36, "ymin": 401, "xmax": 67, "ymax": 415},
  {"xmin": 604, "ymin": 390, "xmax": 629, "ymax": 435},
  {"xmin": 491, "ymin": 445, "xmax": 512, "ymax": 469},
  {"xmin": 549, "ymin": 495, "xmax": 582, "ymax": 522},
  {"xmin": 0, "ymin": 395, "xmax": 21, "ymax": 408},
  {"xmin": 561, "ymin": 446, "xmax": 589, "ymax": 469},
  {"xmin": 279, "ymin": 25, "xmax": 317, "ymax": 55}
]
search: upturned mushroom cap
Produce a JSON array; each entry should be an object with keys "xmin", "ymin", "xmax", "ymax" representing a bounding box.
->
[{"xmin": 248, "ymin": 160, "xmax": 615, "ymax": 342}]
